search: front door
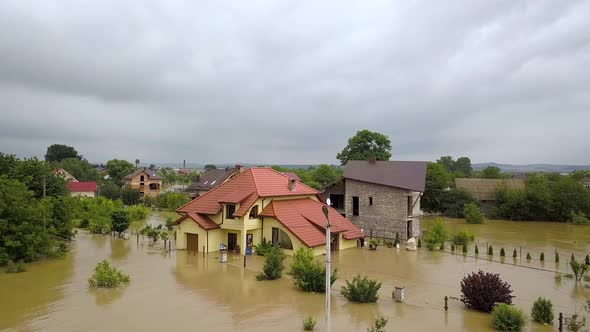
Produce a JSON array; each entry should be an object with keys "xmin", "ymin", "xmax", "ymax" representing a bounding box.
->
[
  {"xmin": 187, "ymin": 233, "xmax": 198, "ymax": 252},
  {"xmin": 407, "ymin": 220, "xmax": 413, "ymax": 239},
  {"xmin": 228, "ymin": 233, "xmax": 238, "ymax": 251}
]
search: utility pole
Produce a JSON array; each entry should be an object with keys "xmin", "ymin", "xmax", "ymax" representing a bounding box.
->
[{"xmin": 322, "ymin": 199, "xmax": 332, "ymax": 332}]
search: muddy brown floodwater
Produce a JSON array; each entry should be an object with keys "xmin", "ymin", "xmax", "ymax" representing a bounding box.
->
[{"xmin": 1, "ymin": 215, "xmax": 589, "ymax": 331}]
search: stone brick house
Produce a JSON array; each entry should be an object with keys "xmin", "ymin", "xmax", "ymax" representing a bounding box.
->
[
  {"xmin": 322, "ymin": 160, "xmax": 427, "ymax": 240},
  {"xmin": 123, "ymin": 168, "xmax": 163, "ymax": 197}
]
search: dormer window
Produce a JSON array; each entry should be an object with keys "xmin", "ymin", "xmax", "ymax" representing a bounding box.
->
[
  {"xmin": 249, "ymin": 205, "xmax": 259, "ymax": 219},
  {"xmin": 226, "ymin": 204, "xmax": 236, "ymax": 219}
]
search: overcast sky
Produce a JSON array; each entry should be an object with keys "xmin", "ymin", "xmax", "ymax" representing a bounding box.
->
[{"xmin": 1, "ymin": 1, "xmax": 589, "ymax": 165}]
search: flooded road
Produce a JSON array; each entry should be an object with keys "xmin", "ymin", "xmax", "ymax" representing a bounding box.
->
[{"xmin": 1, "ymin": 215, "xmax": 589, "ymax": 331}]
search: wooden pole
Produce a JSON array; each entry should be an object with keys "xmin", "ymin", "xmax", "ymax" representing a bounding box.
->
[
  {"xmin": 202, "ymin": 246, "xmax": 205, "ymax": 257},
  {"xmin": 243, "ymin": 255, "xmax": 246, "ymax": 268},
  {"xmin": 137, "ymin": 233, "xmax": 139, "ymax": 244},
  {"xmin": 558, "ymin": 312, "xmax": 563, "ymax": 332},
  {"xmin": 444, "ymin": 296, "xmax": 448, "ymax": 311}
]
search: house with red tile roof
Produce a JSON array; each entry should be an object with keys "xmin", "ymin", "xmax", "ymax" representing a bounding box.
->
[
  {"xmin": 173, "ymin": 167, "xmax": 362, "ymax": 255},
  {"xmin": 68, "ymin": 182, "xmax": 98, "ymax": 198}
]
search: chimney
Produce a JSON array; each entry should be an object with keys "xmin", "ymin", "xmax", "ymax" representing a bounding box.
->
[
  {"xmin": 235, "ymin": 164, "xmax": 244, "ymax": 173},
  {"xmin": 288, "ymin": 178, "xmax": 296, "ymax": 191},
  {"xmin": 183, "ymin": 160, "xmax": 186, "ymax": 169}
]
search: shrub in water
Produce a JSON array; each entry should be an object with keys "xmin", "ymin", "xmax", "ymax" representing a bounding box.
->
[
  {"xmin": 393, "ymin": 232, "xmax": 400, "ymax": 247},
  {"xmin": 463, "ymin": 245, "xmax": 468, "ymax": 253},
  {"xmin": 256, "ymin": 246, "xmax": 286, "ymax": 281},
  {"xmin": 464, "ymin": 202, "xmax": 485, "ymax": 224},
  {"xmin": 491, "ymin": 303, "xmax": 527, "ymax": 331},
  {"xmin": 555, "ymin": 251, "xmax": 559, "ymax": 263},
  {"xmin": 526, "ymin": 253, "xmax": 531, "ymax": 260},
  {"xmin": 88, "ymin": 260, "xmax": 130, "ymax": 288},
  {"xmin": 341, "ymin": 274, "xmax": 381, "ymax": 303},
  {"xmin": 451, "ymin": 243, "xmax": 455, "ymax": 252},
  {"xmin": 475, "ymin": 244, "xmax": 479, "ymax": 255},
  {"xmin": 488, "ymin": 245, "xmax": 494, "ymax": 256},
  {"xmin": 570, "ymin": 211, "xmax": 590, "ymax": 225},
  {"xmin": 5, "ymin": 260, "xmax": 26, "ymax": 273},
  {"xmin": 367, "ymin": 316, "xmax": 388, "ymax": 332},
  {"xmin": 302, "ymin": 316, "xmax": 316, "ymax": 331},
  {"xmin": 540, "ymin": 253, "xmax": 545, "ymax": 261},
  {"xmin": 423, "ymin": 218, "xmax": 449, "ymax": 250},
  {"xmin": 513, "ymin": 249, "xmax": 517, "ymax": 258},
  {"xmin": 290, "ymin": 247, "xmax": 338, "ymax": 292},
  {"xmin": 531, "ymin": 297, "xmax": 554, "ymax": 324},
  {"xmin": 566, "ymin": 314, "xmax": 586, "ymax": 332},
  {"xmin": 417, "ymin": 238, "xmax": 422, "ymax": 248},
  {"xmin": 460, "ymin": 270, "xmax": 514, "ymax": 312},
  {"xmin": 440, "ymin": 241, "xmax": 445, "ymax": 250},
  {"xmin": 500, "ymin": 248, "xmax": 506, "ymax": 257},
  {"xmin": 586, "ymin": 254, "xmax": 590, "ymax": 265},
  {"xmin": 451, "ymin": 228, "xmax": 474, "ymax": 246},
  {"xmin": 111, "ymin": 210, "xmax": 131, "ymax": 236},
  {"xmin": 571, "ymin": 253, "xmax": 575, "ymax": 262},
  {"xmin": 253, "ymin": 238, "xmax": 273, "ymax": 256},
  {"xmin": 569, "ymin": 258, "xmax": 588, "ymax": 282}
]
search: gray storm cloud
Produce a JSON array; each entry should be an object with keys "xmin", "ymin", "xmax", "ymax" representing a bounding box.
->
[{"xmin": 0, "ymin": 1, "xmax": 589, "ymax": 164}]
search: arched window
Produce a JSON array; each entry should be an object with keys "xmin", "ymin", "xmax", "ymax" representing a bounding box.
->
[
  {"xmin": 140, "ymin": 175, "xmax": 145, "ymax": 182},
  {"xmin": 272, "ymin": 227, "xmax": 293, "ymax": 250}
]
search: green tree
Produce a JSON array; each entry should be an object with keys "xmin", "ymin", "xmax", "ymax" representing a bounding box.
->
[
  {"xmin": 100, "ymin": 181, "xmax": 121, "ymax": 200},
  {"xmin": 2, "ymin": 155, "xmax": 67, "ymax": 197},
  {"xmin": 45, "ymin": 144, "xmax": 82, "ymax": 163},
  {"xmin": 310, "ymin": 164, "xmax": 340, "ymax": 188},
  {"xmin": 204, "ymin": 164, "xmax": 217, "ymax": 170},
  {"xmin": 422, "ymin": 163, "xmax": 452, "ymax": 212},
  {"xmin": 106, "ymin": 159, "xmax": 135, "ymax": 185},
  {"xmin": 436, "ymin": 156, "xmax": 455, "ymax": 173},
  {"xmin": 121, "ymin": 188, "xmax": 142, "ymax": 205},
  {"xmin": 56, "ymin": 158, "xmax": 99, "ymax": 182},
  {"xmin": 454, "ymin": 157, "xmax": 472, "ymax": 177},
  {"xmin": 464, "ymin": 202, "xmax": 485, "ymax": 224},
  {"xmin": 440, "ymin": 189, "xmax": 477, "ymax": 218},
  {"xmin": 336, "ymin": 130, "xmax": 392, "ymax": 165},
  {"xmin": 423, "ymin": 218, "xmax": 449, "ymax": 250},
  {"xmin": 479, "ymin": 166, "xmax": 507, "ymax": 179},
  {"xmin": 111, "ymin": 210, "xmax": 131, "ymax": 236}
]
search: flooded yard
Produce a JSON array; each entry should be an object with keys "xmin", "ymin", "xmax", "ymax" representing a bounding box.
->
[{"xmin": 1, "ymin": 214, "xmax": 589, "ymax": 331}]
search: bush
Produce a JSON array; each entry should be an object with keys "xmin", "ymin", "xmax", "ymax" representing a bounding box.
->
[
  {"xmin": 531, "ymin": 297, "xmax": 554, "ymax": 324},
  {"xmin": 491, "ymin": 303, "xmax": 527, "ymax": 331},
  {"xmin": 566, "ymin": 314, "xmax": 586, "ymax": 332},
  {"xmin": 88, "ymin": 260, "xmax": 130, "ymax": 288},
  {"xmin": 570, "ymin": 211, "xmax": 590, "ymax": 225},
  {"xmin": 6, "ymin": 260, "xmax": 26, "ymax": 273},
  {"xmin": 500, "ymin": 248, "xmax": 506, "ymax": 257},
  {"xmin": 253, "ymin": 238, "xmax": 273, "ymax": 256},
  {"xmin": 488, "ymin": 245, "xmax": 494, "ymax": 256},
  {"xmin": 586, "ymin": 254, "xmax": 590, "ymax": 265},
  {"xmin": 440, "ymin": 189, "xmax": 477, "ymax": 218},
  {"xmin": 460, "ymin": 270, "xmax": 514, "ymax": 312},
  {"xmin": 463, "ymin": 245, "xmax": 468, "ymax": 253},
  {"xmin": 540, "ymin": 253, "xmax": 544, "ymax": 261},
  {"xmin": 156, "ymin": 192, "xmax": 191, "ymax": 211},
  {"xmin": 393, "ymin": 232, "xmax": 400, "ymax": 247},
  {"xmin": 475, "ymin": 244, "xmax": 479, "ymax": 255},
  {"xmin": 341, "ymin": 274, "xmax": 381, "ymax": 303},
  {"xmin": 569, "ymin": 258, "xmax": 588, "ymax": 281},
  {"xmin": 111, "ymin": 210, "xmax": 130, "ymax": 236},
  {"xmin": 451, "ymin": 228, "xmax": 474, "ymax": 246},
  {"xmin": 367, "ymin": 316, "xmax": 388, "ymax": 332},
  {"xmin": 303, "ymin": 316, "xmax": 316, "ymax": 331},
  {"xmin": 417, "ymin": 238, "xmax": 422, "ymax": 248},
  {"xmin": 464, "ymin": 202, "xmax": 485, "ymax": 224},
  {"xmin": 555, "ymin": 251, "xmax": 560, "ymax": 262},
  {"xmin": 256, "ymin": 246, "xmax": 285, "ymax": 281},
  {"xmin": 291, "ymin": 247, "xmax": 338, "ymax": 292},
  {"xmin": 451, "ymin": 243, "xmax": 455, "ymax": 252},
  {"xmin": 140, "ymin": 224, "xmax": 163, "ymax": 242},
  {"xmin": 121, "ymin": 188, "xmax": 142, "ymax": 206},
  {"xmin": 127, "ymin": 205, "xmax": 148, "ymax": 221},
  {"xmin": 526, "ymin": 253, "xmax": 531, "ymax": 260},
  {"xmin": 423, "ymin": 219, "xmax": 449, "ymax": 250},
  {"xmin": 513, "ymin": 249, "xmax": 517, "ymax": 258}
]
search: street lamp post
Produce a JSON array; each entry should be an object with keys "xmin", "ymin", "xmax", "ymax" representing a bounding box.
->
[{"xmin": 322, "ymin": 198, "xmax": 332, "ymax": 332}]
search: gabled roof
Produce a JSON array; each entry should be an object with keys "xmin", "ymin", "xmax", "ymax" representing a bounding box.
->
[
  {"xmin": 124, "ymin": 168, "xmax": 162, "ymax": 180},
  {"xmin": 178, "ymin": 168, "xmax": 319, "ymax": 215},
  {"xmin": 283, "ymin": 172, "xmax": 301, "ymax": 181},
  {"xmin": 455, "ymin": 178, "xmax": 526, "ymax": 201},
  {"xmin": 51, "ymin": 168, "xmax": 78, "ymax": 182},
  {"xmin": 68, "ymin": 182, "xmax": 97, "ymax": 192},
  {"xmin": 190, "ymin": 167, "xmax": 238, "ymax": 191},
  {"xmin": 260, "ymin": 198, "xmax": 362, "ymax": 247},
  {"xmin": 343, "ymin": 160, "xmax": 427, "ymax": 192},
  {"xmin": 172, "ymin": 213, "xmax": 219, "ymax": 230}
]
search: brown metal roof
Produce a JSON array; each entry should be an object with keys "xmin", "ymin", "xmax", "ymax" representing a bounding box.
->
[
  {"xmin": 343, "ymin": 160, "xmax": 427, "ymax": 192},
  {"xmin": 190, "ymin": 168, "xmax": 237, "ymax": 191}
]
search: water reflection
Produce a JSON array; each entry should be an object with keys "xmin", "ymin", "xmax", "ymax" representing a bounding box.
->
[{"xmin": 90, "ymin": 287, "xmax": 126, "ymax": 306}]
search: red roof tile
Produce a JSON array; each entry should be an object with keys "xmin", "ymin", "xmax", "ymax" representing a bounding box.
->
[
  {"xmin": 234, "ymin": 192, "xmax": 259, "ymax": 217},
  {"xmin": 260, "ymin": 198, "xmax": 362, "ymax": 247},
  {"xmin": 68, "ymin": 182, "xmax": 97, "ymax": 192},
  {"xmin": 172, "ymin": 213, "xmax": 219, "ymax": 230},
  {"xmin": 177, "ymin": 168, "xmax": 318, "ymax": 215}
]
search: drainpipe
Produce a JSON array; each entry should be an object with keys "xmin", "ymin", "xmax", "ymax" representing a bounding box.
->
[{"xmin": 206, "ymin": 230, "xmax": 209, "ymax": 253}]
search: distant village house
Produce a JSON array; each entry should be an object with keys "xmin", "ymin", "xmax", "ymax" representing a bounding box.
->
[
  {"xmin": 51, "ymin": 168, "xmax": 98, "ymax": 198},
  {"xmin": 455, "ymin": 178, "xmax": 526, "ymax": 213},
  {"xmin": 123, "ymin": 168, "xmax": 163, "ymax": 197},
  {"xmin": 322, "ymin": 160, "xmax": 427, "ymax": 240}
]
